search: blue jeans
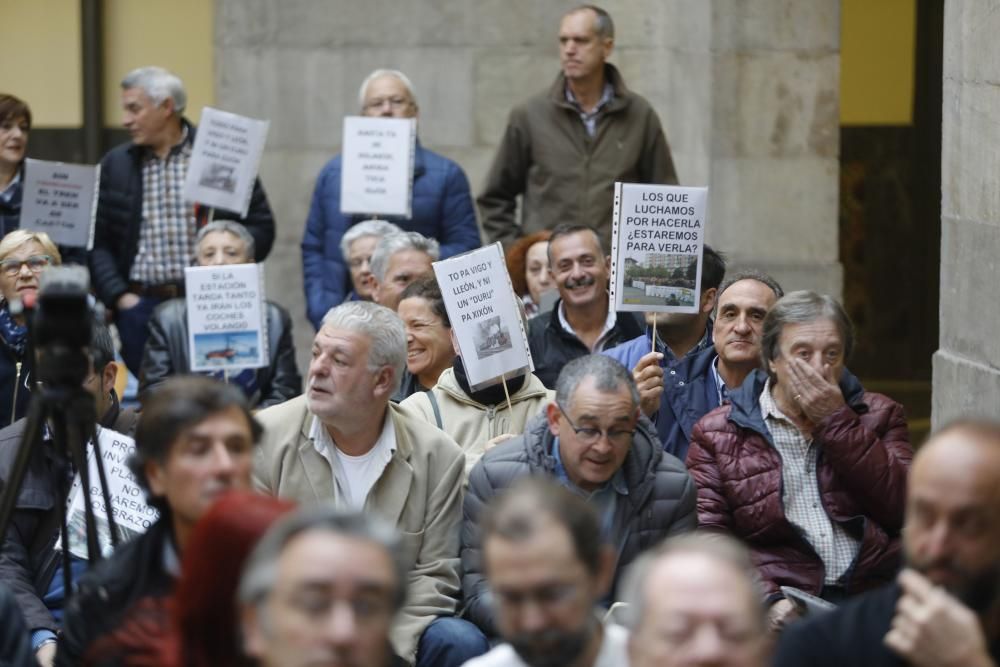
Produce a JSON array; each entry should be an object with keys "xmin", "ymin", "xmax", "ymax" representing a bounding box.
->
[
  {"xmin": 114, "ymin": 296, "xmax": 164, "ymax": 376},
  {"xmin": 415, "ymin": 617, "xmax": 490, "ymax": 667}
]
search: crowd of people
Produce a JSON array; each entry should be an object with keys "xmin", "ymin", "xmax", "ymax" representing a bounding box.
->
[{"xmin": 0, "ymin": 4, "xmax": 998, "ymax": 667}]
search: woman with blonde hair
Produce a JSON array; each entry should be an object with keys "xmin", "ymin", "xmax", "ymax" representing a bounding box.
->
[{"xmin": 0, "ymin": 229, "xmax": 61, "ymax": 425}]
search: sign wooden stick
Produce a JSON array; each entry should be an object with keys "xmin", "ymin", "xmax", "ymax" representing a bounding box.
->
[
  {"xmin": 501, "ymin": 372, "xmax": 514, "ymax": 414},
  {"xmin": 652, "ymin": 311, "xmax": 657, "ymax": 355}
]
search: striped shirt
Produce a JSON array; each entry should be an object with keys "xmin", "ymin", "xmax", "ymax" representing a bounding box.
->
[
  {"xmin": 760, "ymin": 380, "xmax": 860, "ymax": 584},
  {"xmin": 130, "ymin": 129, "xmax": 196, "ymax": 284},
  {"xmin": 565, "ymin": 82, "xmax": 614, "ymax": 137}
]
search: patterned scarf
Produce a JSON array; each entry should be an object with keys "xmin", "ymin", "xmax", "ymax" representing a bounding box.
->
[{"xmin": 0, "ymin": 304, "xmax": 28, "ymax": 357}]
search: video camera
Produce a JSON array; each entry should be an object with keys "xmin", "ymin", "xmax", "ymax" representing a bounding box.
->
[{"xmin": 15, "ymin": 265, "xmax": 93, "ymax": 388}]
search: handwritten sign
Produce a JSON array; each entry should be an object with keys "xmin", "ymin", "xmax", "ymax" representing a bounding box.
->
[
  {"xmin": 183, "ymin": 107, "xmax": 269, "ymax": 217},
  {"xmin": 340, "ymin": 116, "xmax": 416, "ymax": 218},
  {"xmin": 185, "ymin": 263, "xmax": 267, "ymax": 371},
  {"xmin": 20, "ymin": 158, "xmax": 99, "ymax": 249},
  {"xmin": 433, "ymin": 243, "xmax": 532, "ymax": 390},
  {"xmin": 610, "ymin": 183, "xmax": 708, "ymax": 314},
  {"xmin": 59, "ymin": 428, "xmax": 159, "ymax": 559}
]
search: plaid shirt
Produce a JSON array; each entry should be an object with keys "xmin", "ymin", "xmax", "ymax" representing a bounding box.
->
[
  {"xmin": 130, "ymin": 129, "xmax": 196, "ymax": 284},
  {"xmin": 759, "ymin": 379, "xmax": 861, "ymax": 584}
]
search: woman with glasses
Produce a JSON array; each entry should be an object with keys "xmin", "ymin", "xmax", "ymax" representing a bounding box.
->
[{"xmin": 0, "ymin": 229, "xmax": 60, "ymax": 426}]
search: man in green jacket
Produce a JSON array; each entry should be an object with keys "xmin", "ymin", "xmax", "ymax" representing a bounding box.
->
[{"xmin": 478, "ymin": 5, "xmax": 678, "ymax": 251}]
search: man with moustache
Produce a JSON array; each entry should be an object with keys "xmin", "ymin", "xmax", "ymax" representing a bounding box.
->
[
  {"xmin": 774, "ymin": 419, "xmax": 1000, "ymax": 666},
  {"xmin": 527, "ymin": 224, "xmax": 642, "ymax": 388},
  {"xmin": 606, "ymin": 270, "xmax": 783, "ymax": 460},
  {"xmin": 462, "ymin": 478, "xmax": 628, "ymax": 667}
]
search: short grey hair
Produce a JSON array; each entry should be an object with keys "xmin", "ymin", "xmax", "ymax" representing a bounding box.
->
[
  {"xmin": 357, "ymin": 69, "xmax": 418, "ymax": 109},
  {"xmin": 320, "ymin": 301, "xmax": 407, "ymax": 395},
  {"xmin": 568, "ymin": 5, "xmax": 615, "ymax": 40},
  {"xmin": 369, "ymin": 231, "xmax": 439, "ymax": 284},
  {"xmin": 715, "ymin": 269, "xmax": 784, "ymax": 316},
  {"xmin": 238, "ymin": 506, "xmax": 408, "ymax": 611},
  {"xmin": 760, "ymin": 290, "xmax": 854, "ymax": 372},
  {"xmin": 554, "ymin": 354, "xmax": 639, "ymax": 412},
  {"xmin": 340, "ymin": 219, "xmax": 402, "ymax": 260},
  {"xmin": 618, "ymin": 532, "xmax": 765, "ymax": 632},
  {"xmin": 121, "ymin": 66, "xmax": 186, "ymax": 113},
  {"xmin": 195, "ymin": 220, "xmax": 255, "ymax": 261}
]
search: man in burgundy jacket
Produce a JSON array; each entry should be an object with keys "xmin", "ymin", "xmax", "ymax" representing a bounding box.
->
[{"xmin": 686, "ymin": 291, "xmax": 912, "ymax": 632}]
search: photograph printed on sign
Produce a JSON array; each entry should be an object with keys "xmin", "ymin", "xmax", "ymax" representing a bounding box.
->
[
  {"xmin": 611, "ymin": 183, "xmax": 707, "ymax": 314},
  {"xmin": 432, "ymin": 242, "xmax": 533, "ymax": 389}
]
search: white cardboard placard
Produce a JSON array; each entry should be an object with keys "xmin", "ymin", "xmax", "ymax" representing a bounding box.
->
[
  {"xmin": 59, "ymin": 428, "xmax": 159, "ymax": 559},
  {"xmin": 433, "ymin": 243, "xmax": 532, "ymax": 390},
  {"xmin": 610, "ymin": 183, "xmax": 708, "ymax": 314},
  {"xmin": 20, "ymin": 158, "xmax": 99, "ymax": 249},
  {"xmin": 183, "ymin": 107, "xmax": 269, "ymax": 217},
  {"xmin": 340, "ymin": 116, "xmax": 416, "ymax": 218},
  {"xmin": 185, "ymin": 263, "xmax": 267, "ymax": 372}
]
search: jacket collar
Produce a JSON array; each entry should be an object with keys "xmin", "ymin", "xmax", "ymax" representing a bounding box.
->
[
  {"xmin": 726, "ymin": 368, "xmax": 868, "ymax": 436},
  {"xmin": 522, "ymin": 410, "xmax": 663, "ymax": 509},
  {"xmin": 296, "ymin": 402, "xmax": 415, "ymax": 525},
  {"xmin": 548, "ymin": 63, "xmax": 631, "ymax": 114},
  {"xmin": 435, "ymin": 367, "xmax": 549, "ymax": 408},
  {"xmin": 127, "ymin": 117, "xmax": 195, "ymax": 160}
]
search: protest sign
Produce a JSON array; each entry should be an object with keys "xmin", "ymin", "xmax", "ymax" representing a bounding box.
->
[
  {"xmin": 19, "ymin": 158, "xmax": 100, "ymax": 249},
  {"xmin": 183, "ymin": 107, "xmax": 269, "ymax": 217},
  {"xmin": 610, "ymin": 183, "xmax": 708, "ymax": 314},
  {"xmin": 433, "ymin": 243, "xmax": 533, "ymax": 390},
  {"xmin": 340, "ymin": 116, "xmax": 416, "ymax": 218},
  {"xmin": 185, "ymin": 263, "xmax": 267, "ymax": 372},
  {"xmin": 60, "ymin": 428, "xmax": 159, "ymax": 559}
]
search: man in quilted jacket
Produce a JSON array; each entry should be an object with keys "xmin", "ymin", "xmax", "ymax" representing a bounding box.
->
[
  {"xmin": 462, "ymin": 354, "xmax": 697, "ymax": 638},
  {"xmin": 686, "ymin": 290, "xmax": 912, "ymax": 632}
]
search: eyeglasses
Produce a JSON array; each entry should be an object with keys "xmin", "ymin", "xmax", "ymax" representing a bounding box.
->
[
  {"xmin": 556, "ymin": 402, "xmax": 635, "ymax": 445},
  {"xmin": 363, "ymin": 96, "xmax": 411, "ymax": 112},
  {"xmin": 0, "ymin": 255, "xmax": 52, "ymax": 277}
]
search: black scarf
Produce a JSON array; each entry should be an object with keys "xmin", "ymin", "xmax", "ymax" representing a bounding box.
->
[{"xmin": 452, "ymin": 355, "xmax": 526, "ymax": 407}]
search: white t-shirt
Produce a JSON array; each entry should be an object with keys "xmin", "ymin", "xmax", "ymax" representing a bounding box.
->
[
  {"xmin": 461, "ymin": 622, "xmax": 629, "ymax": 667},
  {"xmin": 310, "ymin": 411, "xmax": 396, "ymax": 510}
]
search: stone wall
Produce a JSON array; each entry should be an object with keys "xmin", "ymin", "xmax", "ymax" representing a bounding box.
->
[
  {"xmin": 214, "ymin": 0, "xmax": 842, "ymax": 374},
  {"xmin": 933, "ymin": 2, "xmax": 1000, "ymax": 423}
]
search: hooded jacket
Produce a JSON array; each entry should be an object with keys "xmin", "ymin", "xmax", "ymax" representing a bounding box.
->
[
  {"xmin": 400, "ymin": 367, "xmax": 552, "ymax": 479},
  {"xmin": 686, "ymin": 369, "xmax": 912, "ymax": 600},
  {"xmin": 461, "ymin": 412, "xmax": 697, "ymax": 636}
]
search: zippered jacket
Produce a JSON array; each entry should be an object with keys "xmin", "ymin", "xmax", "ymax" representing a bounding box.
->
[{"xmin": 461, "ymin": 412, "xmax": 697, "ymax": 637}]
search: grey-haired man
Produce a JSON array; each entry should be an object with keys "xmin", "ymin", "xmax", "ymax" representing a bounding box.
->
[
  {"xmin": 254, "ymin": 301, "xmax": 487, "ymax": 666},
  {"xmin": 90, "ymin": 66, "xmax": 275, "ymax": 375}
]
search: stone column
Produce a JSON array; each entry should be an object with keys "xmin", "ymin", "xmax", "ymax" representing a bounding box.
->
[
  {"xmin": 933, "ymin": 2, "xmax": 1000, "ymax": 423},
  {"xmin": 214, "ymin": 0, "xmax": 843, "ymax": 373}
]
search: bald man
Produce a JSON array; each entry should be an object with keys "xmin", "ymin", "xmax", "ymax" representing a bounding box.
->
[
  {"xmin": 622, "ymin": 533, "xmax": 769, "ymax": 667},
  {"xmin": 775, "ymin": 419, "xmax": 1000, "ymax": 666}
]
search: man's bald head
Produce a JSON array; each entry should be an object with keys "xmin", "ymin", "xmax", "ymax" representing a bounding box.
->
[{"xmin": 904, "ymin": 419, "xmax": 1000, "ymax": 611}]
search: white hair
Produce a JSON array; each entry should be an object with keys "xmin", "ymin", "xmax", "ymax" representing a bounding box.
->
[
  {"xmin": 357, "ymin": 69, "xmax": 418, "ymax": 110},
  {"xmin": 340, "ymin": 220, "xmax": 403, "ymax": 260},
  {"xmin": 369, "ymin": 231, "xmax": 439, "ymax": 283},
  {"xmin": 121, "ymin": 66, "xmax": 186, "ymax": 113},
  {"xmin": 320, "ymin": 301, "xmax": 407, "ymax": 395}
]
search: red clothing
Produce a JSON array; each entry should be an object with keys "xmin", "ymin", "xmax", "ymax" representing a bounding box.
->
[{"xmin": 686, "ymin": 371, "xmax": 912, "ymax": 600}]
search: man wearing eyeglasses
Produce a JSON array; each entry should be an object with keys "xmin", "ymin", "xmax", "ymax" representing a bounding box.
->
[
  {"xmin": 301, "ymin": 69, "xmax": 481, "ymax": 330},
  {"xmin": 461, "ymin": 354, "xmax": 697, "ymax": 639}
]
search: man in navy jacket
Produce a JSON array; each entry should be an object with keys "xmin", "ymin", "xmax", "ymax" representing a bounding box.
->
[{"xmin": 301, "ymin": 69, "xmax": 480, "ymax": 329}]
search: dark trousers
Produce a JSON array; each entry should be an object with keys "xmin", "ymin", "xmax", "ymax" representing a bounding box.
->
[
  {"xmin": 414, "ymin": 617, "xmax": 489, "ymax": 667},
  {"xmin": 114, "ymin": 296, "xmax": 164, "ymax": 377}
]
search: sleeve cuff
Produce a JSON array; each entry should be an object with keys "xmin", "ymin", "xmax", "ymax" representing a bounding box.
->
[{"xmin": 31, "ymin": 628, "xmax": 57, "ymax": 650}]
